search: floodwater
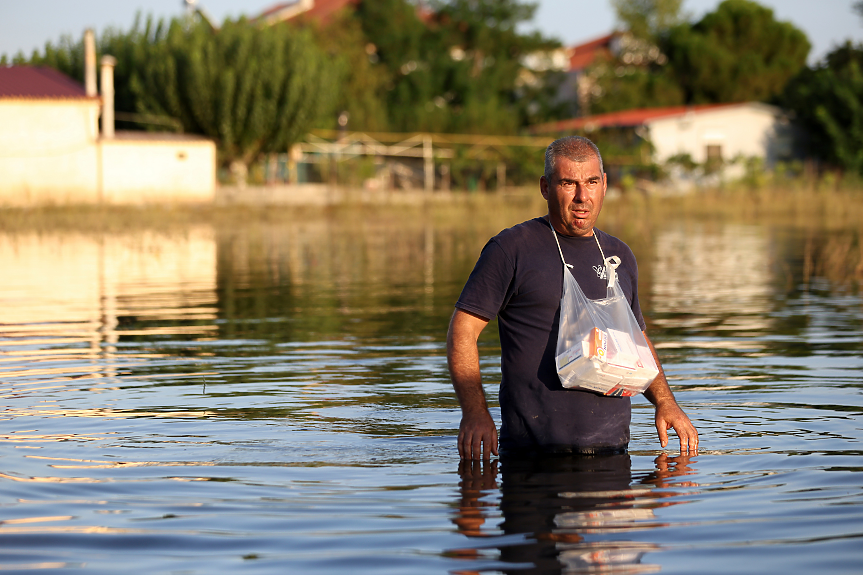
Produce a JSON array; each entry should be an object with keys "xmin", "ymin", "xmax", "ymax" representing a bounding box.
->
[{"xmin": 1, "ymin": 205, "xmax": 861, "ymax": 574}]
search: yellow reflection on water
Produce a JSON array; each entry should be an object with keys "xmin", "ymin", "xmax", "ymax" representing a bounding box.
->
[{"xmin": 0, "ymin": 227, "xmax": 218, "ymax": 383}]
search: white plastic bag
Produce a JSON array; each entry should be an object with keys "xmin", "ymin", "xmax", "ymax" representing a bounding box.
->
[{"xmin": 551, "ymin": 227, "xmax": 659, "ymax": 397}]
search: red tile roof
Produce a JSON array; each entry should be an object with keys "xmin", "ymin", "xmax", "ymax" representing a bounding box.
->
[
  {"xmin": 259, "ymin": 0, "xmax": 359, "ymax": 24},
  {"xmin": 0, "ymin": 66, "xmax": 91, "ymax": 99},
  {"xmin": 258, "ymin": 2, "xmax": 295, "ymax": 18},
  {"xmin": 304, "ymin": 0, "xmax": 359, "ymax": 20},
  {"xmin": 568, "ymin": 33, "xmax": 615, "ymax": 72},
  {"xmin": 531, "ymin": 104, "xmax": 741, "ymax": 134}
]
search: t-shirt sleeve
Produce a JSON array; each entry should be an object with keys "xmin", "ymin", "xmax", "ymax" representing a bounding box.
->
[{"xmin": 455, "ymin": 238, "xmax": 515, "ymax": 321}]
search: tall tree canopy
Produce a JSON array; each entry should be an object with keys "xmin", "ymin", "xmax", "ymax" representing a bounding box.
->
[
  {"xmin": 782, "ymin": 42, "xmax": 863, "ymax": 175},
  {"xmin": 351, "ymin": 0, "xmax": 561, "ymax": 134},
  {"xmin": 10, "ymin": 15, "xmax": 338, "ymax": 176},
  {"xmin": 579, "ymin": 0, "xmax": 685, "ymax": 116},
  {"xmin": 663, "ymin": 0, "xmax": 810, "ymax": 103},
  {"xmin": 132, "ymin": 17, "xmax": 336, "ymax": 173},
  {"xmin": 611, "ymin": 0, "xmax": 686, "ymax": 41}
]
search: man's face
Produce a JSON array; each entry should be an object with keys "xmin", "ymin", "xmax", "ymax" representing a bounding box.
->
[{"xmin": 540, "ymin": 155, "xmax": 607, "ymax": 237}]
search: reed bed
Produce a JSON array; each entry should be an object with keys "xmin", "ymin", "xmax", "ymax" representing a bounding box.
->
[{"xmin": 1, "ymin": 183, "xmax": 860, "ymax": 287}]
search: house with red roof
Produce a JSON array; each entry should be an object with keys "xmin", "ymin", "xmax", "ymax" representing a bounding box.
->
[
  {"xmin": 0, "ymin": 66, "xmax": 102, "ymax": 203},
  {"xmin": 0, "ymin": 64, "xmax": 215, "ymax": 206},
  {"xmin": 532, "ymin": 102, "xmax": 800, "ymax": 169},
  {"xmin": 555, "ymin": 31, "xmax": 671, "ymax": 117}
]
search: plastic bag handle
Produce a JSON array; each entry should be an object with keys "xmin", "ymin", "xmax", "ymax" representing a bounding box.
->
[
  {"xmin": 549, "ymin": 220, "xmax": 574, "ymax": 269},
  {"xmin": 548, "ymin": 220, "xmax": 616, "ymax": 285}
]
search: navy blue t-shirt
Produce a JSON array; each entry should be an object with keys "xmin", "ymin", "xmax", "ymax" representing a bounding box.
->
[{"xmin": 455, "ymin": 217, "xmax": 645, "ymax": 453}]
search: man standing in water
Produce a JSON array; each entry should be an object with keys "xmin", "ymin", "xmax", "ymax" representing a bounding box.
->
[{"xmin": 447, "ymin": 136, "xmax": 698, "ymax": 459}]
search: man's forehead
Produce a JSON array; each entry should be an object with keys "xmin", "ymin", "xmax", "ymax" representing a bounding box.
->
[{"xmin": 553, "ymin": 156, "xmax": 603, "ymax": 178}]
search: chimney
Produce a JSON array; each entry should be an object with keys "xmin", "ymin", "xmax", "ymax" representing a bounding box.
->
[
  {"xmin": 84, "ymin": 29, "xmax": 97, "ymax": 97},
  {"xmin": 100, "ymin": 55, "xmax": 117, "ymax": 139}
]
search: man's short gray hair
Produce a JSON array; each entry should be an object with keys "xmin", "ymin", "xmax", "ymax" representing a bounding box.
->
[{"xmin": 544, "ymin": 136, "xmax": 604, "ymax": 179}]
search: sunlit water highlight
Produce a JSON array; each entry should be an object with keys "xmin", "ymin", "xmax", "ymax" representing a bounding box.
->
[{"xmin": 1, "ymin": 213, "xmax": 861, "ymax": 573}]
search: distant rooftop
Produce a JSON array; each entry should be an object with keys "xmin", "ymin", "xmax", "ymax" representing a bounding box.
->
[
  {"xmin": 258, "ymin": 0, "xmax": 359, "ymax": 25},
  {"xmin": 568, "ymin": 33, "xmax": 617, "ymax": 72},
  {"xmin": 531, "ymin": 104, "xmax": 742, "ymax": 134},
  {"xmin": 0, "ymin": 66, "xmax": 92, "ymax": 100}
]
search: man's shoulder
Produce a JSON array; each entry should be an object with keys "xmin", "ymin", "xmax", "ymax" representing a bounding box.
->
[
  {"xmin": 596, "ymin": 228, "xmax": 634, "ymax": 253},
  {"xmin": 595, "ymin": 228, "xmax": 638, "ymax": 265},
  {"xmin": 492, "ymin": 216, "xmax": 550, "ymax": 247}
]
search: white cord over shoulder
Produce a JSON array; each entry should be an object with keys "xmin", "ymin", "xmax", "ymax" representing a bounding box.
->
[{"xmin": 548, "ymin": 220, "xmax": 574, "ymax": 269}]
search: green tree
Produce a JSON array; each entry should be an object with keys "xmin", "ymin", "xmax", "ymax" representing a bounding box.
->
[
  {"xmin": 352, "ymin": 0, "xmax": 561, "ymax": 134},
  {"xmin": 132, "ymin": 16, "xmax": 337, "ymax": 179},
  {"xmin": 611, "ymin": 0, "xmax": 686, "ymax": 41},
  {"xmin": 353, "ymin": 0, "xmax": 440, "ymax": 132},
  {"xmin": 9, "ymin": 34, "xmax": 84, "ymax": 80},
  {"xmin": 574, "ymin": 0, "xmax": 685, "ymax": 116},
  {"xmin": 664, "ymin": 0, "xmax": 810, "ymax": 103},
  {"xmin": 303, "ymin": 6, "xmax": 392, "ymax": 132},
  {"xmin": 580, "ymin": 15, "xmax": 684, "ymax": 113},
  {"xmin": 782, "ymin": 42, "xmax": 863, "ymax": 174},
  {"xmin": 431, "ymin": 0, "xmax": 562, "ymax": 133},
  {"xmin": 586, "ymin": 63, "xmax": 684, "ymax": 115}
]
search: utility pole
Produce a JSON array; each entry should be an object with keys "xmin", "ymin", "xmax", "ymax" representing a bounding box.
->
[{"xmin": 423, "ymin": 135, "xmax": 434, "ymax": 193}]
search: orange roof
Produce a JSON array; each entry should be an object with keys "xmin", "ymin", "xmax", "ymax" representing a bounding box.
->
[
  {"xmin": 531, "ymin": 104, "xmax": 742, "ymax": 134},
  {"xmin": 568, "ymin": 33, "xmax": 615, "ymax": 72},
  {"xmin": 258, "ymin": 0, "xmax": 359, "ymax": 24},
  {"xmin": 305, "ymin": 0, "xmax": 359, "ymax": 20},
  {"xmin": 0, "ymin": 66, "xmax": 92, "ymax": 100},
  {"xmin": 259, "ymin": 2, "xmax": 296, "ymax": 18}
]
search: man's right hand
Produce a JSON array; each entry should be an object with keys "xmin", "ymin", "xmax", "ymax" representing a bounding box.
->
[
  {"xmin": 448, "ymin": 309, "xmax": 495, "ymax": 460},
  {"xmin": 458, "ymin": 410, "xmax": 498, "ymax": 460}
]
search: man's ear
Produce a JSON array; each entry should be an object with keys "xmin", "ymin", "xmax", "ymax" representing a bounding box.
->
[
  {"xmin": 540, "ymin": 175, "xmax": 549, "ymax": 200},
  {"xmin": 602, "ymin": 173, "xmax": 608, "ymax": 196}
]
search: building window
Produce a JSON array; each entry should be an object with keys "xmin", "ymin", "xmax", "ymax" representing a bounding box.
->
[
  {"xmin": 705, "ymin": 144, "xmax": 723, "ymax": 173},
  {"xmin": 706, "ymin": 144, "xmax": 723, "ymax": 162}
]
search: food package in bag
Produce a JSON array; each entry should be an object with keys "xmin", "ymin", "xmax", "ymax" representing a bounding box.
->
[{"xmin": 554, "ymin": 251, "xmax": 659, "ymax": 397}]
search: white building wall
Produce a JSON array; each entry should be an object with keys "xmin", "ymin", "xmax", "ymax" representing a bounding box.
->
[
  {"xmin": 0, "ymin": 228, "xmax": 217, "ymax": 357},
  {"xmin": 101, "ymin": 134, "xmax": 216, "ymax": 204},
  {"xmin": 0, "ymin": 99, "xmax": 101, "ymax": 205},
  {"xmin": 646, "ymin": 103, "xmax": 792, "ymax": 166},
  {"xmin": 0, "ymin": 101, "xmax": 216, "ymax": 205}
]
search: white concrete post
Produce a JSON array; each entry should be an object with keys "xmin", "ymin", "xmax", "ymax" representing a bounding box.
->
[
  {"xmin": 84, "ymin": 29, "xmax": 97, "ymax": 97},
  {"xmin": 100, "ymin": 55, "xmax": 117, "ymax": 139}
]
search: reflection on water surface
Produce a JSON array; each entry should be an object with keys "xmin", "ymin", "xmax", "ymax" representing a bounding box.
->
[{"xmin": 0, "ymin": 209, "xmax": 861, "ymax": 573}]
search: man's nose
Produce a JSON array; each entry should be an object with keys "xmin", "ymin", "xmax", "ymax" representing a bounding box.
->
[{"xmin": 573, "ymin": 183, "xmax": 586, "ymax": 201}]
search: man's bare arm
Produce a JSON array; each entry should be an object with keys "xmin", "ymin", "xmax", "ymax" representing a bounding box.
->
[
  {"xmin": 447, "ymin": 309, "xmax": 497, "ymax": 460},
  {"xmin": 642, "ymin": 331, "xmax": 699, "ymax": 454}
]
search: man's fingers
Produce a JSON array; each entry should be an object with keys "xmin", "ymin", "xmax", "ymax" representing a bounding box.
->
[
  {"xmin": 458, "ymin": 427, "xmax": 497, "ymax": 460},
  {"xmin": 483, "ymin": 428, "xmax": 499, "ymax": 460},
  {"xmin": 657, "ymin": 419, "xmax": 669, "ymax": 448},
  {"xmin": 678, "ymin": 424, "xmax": 699, "ymax": 454},
  {"xmin": 458, "ymin": 415, "xmax": 497, "ymax": 460}
]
